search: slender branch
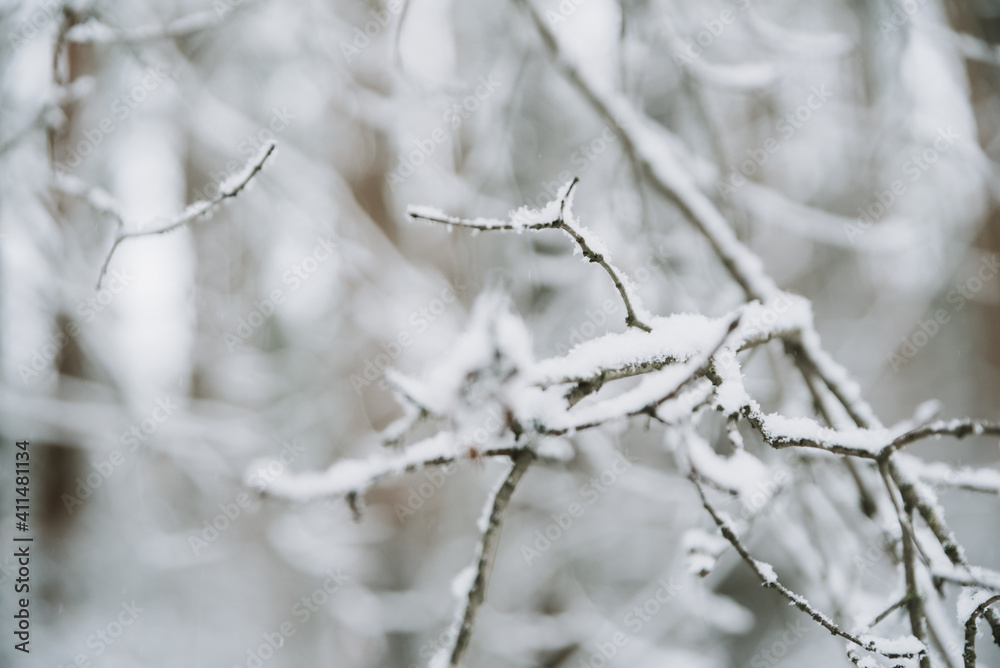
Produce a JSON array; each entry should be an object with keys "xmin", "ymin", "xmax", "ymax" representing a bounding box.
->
[
  {"xmin": 964, "ymin": 595, "xmax": 1000, "ymax": 668},
  {"xmin": 258, "ymin": 432, "xmax": 526, "ymax": 504},
  {"xmin": 866, "ymin": 595, "xmax": 911, "ymax": 631},
  {"xmin": 889, "ymin": 458, "xmax": 967, "ymax": 568},
  {"xmin": 446, "ymin": 449, "xmax": 535, "ymax": 666},
  {"xmin": 409, "ymin": 179, "xmax": 653, "ymax": 332},
  {"xmin": 93, "ymin": 141, "xmax": 276, "ymax": 288},
  {"xmin": 881, "ymin": 419, "xmax": 1000, "ymax": 458},
  {"xmin": 692, "ymin": 475, "xmax": 923, "ymax": 660}
]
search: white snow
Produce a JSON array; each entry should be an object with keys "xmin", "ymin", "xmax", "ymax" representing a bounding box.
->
[
  {"xmin": 758, "ymin": 413, "xmax": 891, "ymax": 454},
  {"xmin": 755, "ymin": 560, "xmax": 777, "ymax": 583},
  {"xmin": 684, "ymin": 432, "xmax": 770, "ymax": 499},
  {"xmin": 451, "ymin": 565, "xmax": 476, "ymax": 599},
  {"xmin": 257, "ymin": 432, "xmax": 459, "ymax": 502}
]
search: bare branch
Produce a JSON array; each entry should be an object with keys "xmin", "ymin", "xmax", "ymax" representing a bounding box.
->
[
  {"xmin": 92, "ymin": 141, "xmax": 276, "ymax": 288},
  {"xmin": 409, "ymin": 179, "xmax": 653, "ymax": 332},
  {"xmin": 692, "ymin": 475, "xmax": 924, "ymax": 660},
  {"xmin": 445, "ymin": 449, "xmax": 535, "ymax": 666}
]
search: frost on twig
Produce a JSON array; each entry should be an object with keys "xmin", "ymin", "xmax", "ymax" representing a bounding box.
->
[
  {"xmin": 86, "ymin": 141, "xmax": 276, "ymax": 288},
  {"xmin": 692, "ymin": 475, "xmax": 925, "ymax": 662},
  {"xmin": 437, "ymin": 449, "xmax": 534, "ymax": 667},
  {"xmin": 409, "ymin": 179, "xmax": 653, "ymax": 332}
]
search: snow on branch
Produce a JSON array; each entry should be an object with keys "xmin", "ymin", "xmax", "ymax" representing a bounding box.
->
[
  {"xmin": 89, "ymin": 141, "xmax": 276, "ymax": 289},
  {"xmin": 514, "ymin": 0, "xmax": 883, "ymax": 432},
  {"xmin": 254, "ymin": 432, "xmax": 523, "ymax": 505},
  {"xmin": 409, "ymin": 179, "xmax": 653, "ymax": 332},
  {"xmin": 691, "ymin": 475, "xmax": 925, "ymax": 661},
  {"xmin": 436, "ymin": 450, "xmax": 535, "ymax": 667}
]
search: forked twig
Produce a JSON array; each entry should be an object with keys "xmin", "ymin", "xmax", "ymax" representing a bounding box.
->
[
  {"xmin": 409, "ymin": 178, "xmax": 652, "ymax": 332},
  {"xmin": 92, "ymin": 142, "xmax": 275, "ymax": 288}
]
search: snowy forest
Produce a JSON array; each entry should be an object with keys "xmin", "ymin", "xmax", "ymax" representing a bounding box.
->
[{"xmin": 2, "ymin": 0, "xmax": 1000, "ymax": 666}]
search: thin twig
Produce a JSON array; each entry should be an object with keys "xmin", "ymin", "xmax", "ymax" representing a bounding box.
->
[
  {"xmin": 93, "ymin": 142, "xmax": 276, "ymax": 288},
  {"xmin": 409, "ymin": 179, "xmax": 653, "ymax": 332},
  {"xmin": 446, "ymin": 449, "xmax": 535, "ymax": 666},
  {"xmin": 881, "ymin": 420, "xmax": 1000, "ymax": 458},
  {"xmin": 692, "ymin": 475, "xmax": 922, "ymax": 660}
]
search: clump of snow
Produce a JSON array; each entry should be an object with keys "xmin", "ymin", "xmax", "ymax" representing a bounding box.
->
[
  {"xmin": 957, "ymin": 587, "xmax": 996, "ymax": 623},
  {"xmin": 451, "ymin": 565, "xmax": 476, "ymax": 599},
  {"xmin": 387, "ymin": 290, "xmax": 534, "ymax": 417},
  {"xmin": 755, "ymin": 560, "xmax": 778, "ymax": 583},
  {"xmin": 684, "ymin": 432, "xmax": 769, "ymax": 499},
  {"xmin": 257, "ymin": 432, "xmax": 457, "ymax": 502},
  {"xmin": 536, "ymin": 437, "xmax": 574, "ymax": 461},
  {"xmin": 759, "ymin": 412, "xmax": 891, "ymax": 454},
  {"xmin": 683, "ymin": 528, "xmax": 728, "ymax": 577}
]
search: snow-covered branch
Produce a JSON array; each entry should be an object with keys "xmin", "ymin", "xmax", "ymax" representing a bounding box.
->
[
  {"xmin": 409, "ymin": 179, "xmax": 653, "ymax": 332},
  {"xmin": 88, "ymin": 141, "xmax": 276, "ymax": 288},
  {"xmin": 691, "ymin": 475, "xmax": 925, "ymax": 661}
]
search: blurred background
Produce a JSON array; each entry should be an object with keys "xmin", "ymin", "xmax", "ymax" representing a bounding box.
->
[{"xmin": 1, "ymin": 0, "xmax": 999, "ymax": 666}]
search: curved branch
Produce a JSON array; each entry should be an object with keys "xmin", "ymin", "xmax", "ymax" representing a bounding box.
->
[
  {"xmin": 964, "ymin": 595, "xmax": 1000, "ymax": 668},
  {"xmin": 881, "ymin": 419, "xmax": 1000, "ymax": 458},
  {"xmin": 409, "ymin": 179, "xmax": 652, "ymax": 332},
  {"xmin": 692, "ymin": 475, "xmax": 924, "ymax": 660},
  {"xmin": 93, "ymin": 141, "xmax": 276, "ymax": 288}
]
